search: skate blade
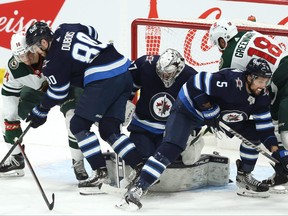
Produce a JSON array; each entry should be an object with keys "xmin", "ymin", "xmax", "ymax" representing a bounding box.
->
[
  {"xmin": 0, "ymin": 169, "xmax": 24, "ymax": 177},
  {"xmin": 79, "ymin": 185, "xmax": 105, "ymax": 195},
  {"xmin": 269, "ymin": 185, "xmax": 288, "ymax": 194},
  {"xmin": 115, "ymin": 197, "xmax": 141, "ymax": 211},
  {"xmin": 237, "ymin": 188, "xmax": 270, "ymax": 198}
]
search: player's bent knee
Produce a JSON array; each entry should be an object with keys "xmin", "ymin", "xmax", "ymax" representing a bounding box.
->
[
  {"xmin": 70, "ymin": 115, "xmax": 92, "ymax": 135},
  {"xmin": 157, "ymin": 142, "xmax": 183, "ymax": 163},
  {"xmin": 98, "ymin": 117, "xmax": 121, "ymax": 141}
]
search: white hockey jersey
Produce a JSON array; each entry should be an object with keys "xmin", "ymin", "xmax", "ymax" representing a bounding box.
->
[
  {"xmin": 220, "ymin": 31, "xmax": 288, "ymax": 73},
  {"xmin": 1, "ymin": 56, "xmax": 46, "ymax": 121}
]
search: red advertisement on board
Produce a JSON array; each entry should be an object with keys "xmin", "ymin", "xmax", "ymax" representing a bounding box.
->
[{"xmin": 0, "ymin": 0, "xmax": 65, "ymax": 49}]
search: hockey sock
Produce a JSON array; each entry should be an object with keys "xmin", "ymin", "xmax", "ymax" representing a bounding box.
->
[
  {"xmin": 140, "ymin": 152, "xmax": 171, "ymax": 188},
  {"xmin": 74, "ymin": 131, "xmax": 106, "ymax": 170},
  {"xmin": 68, "ymin": 136, "xmax": 84, "ymax": 161},
  {"xmin": 108, "ymin": 133, "xmax": 143, "ymax": 168}
]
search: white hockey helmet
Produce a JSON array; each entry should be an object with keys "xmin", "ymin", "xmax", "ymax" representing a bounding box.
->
[
  {"xmin": 156, "ymin": 48, "xmax": 185, "ymax": 88},
  {"xmin": 10, "ymin": 31, "xmax": 30, "ymax": 62},
  {"xmin": 209, "ymin": 18, "xmax": 238, "ymax": 51}
]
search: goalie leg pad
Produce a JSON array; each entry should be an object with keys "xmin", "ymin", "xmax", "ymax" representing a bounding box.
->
[
  {"xmin": 181, "ymin": 135, "xmax": 205, "ymax": 165},
  {"xmin": 106, "ymin": 153, "xmax": 230, "ymax": 192},
  {"xmin": 149, "ymin": 153, "xmax": 230, "ymax": 192}
]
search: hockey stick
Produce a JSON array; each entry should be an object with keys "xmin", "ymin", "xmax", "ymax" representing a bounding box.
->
[
  {"xmin": 18, "ymin": 143, "xmax": 55, "ymax": 210},
  {"xmin": 219, "ymin": 121, "xmax": 279, "ymax": 164},
  {"xmin": 0, "ymin": 122, "xmax": 32, "ymax": 167},
  {"xmin": 0, "ymin": 122, "xmax": 55, "ymax": 210}
]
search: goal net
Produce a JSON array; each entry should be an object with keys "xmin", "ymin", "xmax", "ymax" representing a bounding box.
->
[
  {"xmin": 131, "ymin": 18, "xmax": 288, "ymax": 73},
  {"xmin": 131, "ymin": 18, "xmax": 288, "ymax": 150}
]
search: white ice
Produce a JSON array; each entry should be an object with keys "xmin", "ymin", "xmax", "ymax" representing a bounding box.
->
[{"xmin": 0, "ymin": 106, "xmax": 287, "ymax": 216}]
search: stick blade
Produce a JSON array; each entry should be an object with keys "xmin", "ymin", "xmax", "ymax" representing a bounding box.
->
[{"xmin": 48, "ymin": 193, "xmax": 55, "ymax": 210}]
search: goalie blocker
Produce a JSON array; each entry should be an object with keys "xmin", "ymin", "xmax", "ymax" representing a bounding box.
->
[{"xmin": 106, "ymin": 152, "xmax": 230, "ymax": 192}]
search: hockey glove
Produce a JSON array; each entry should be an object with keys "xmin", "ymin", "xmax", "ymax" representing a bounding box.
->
[
  {"xmin": 272, "ymin": 148, "xmax": 288, "ymax": 174},
  {"xmin": 202, "ymin": 104, "xmax": 221, "ymax": 130},
  {"xmin": 123, "ymin": 100, "xmax": 136, "ymax": 126},
  {"xmin": 4, "ymin": 120, "xmax": 22, "ymax": 144},
  {"xmin": 26, "ymin": 105, "xmax": 50, "ymax": 128}
]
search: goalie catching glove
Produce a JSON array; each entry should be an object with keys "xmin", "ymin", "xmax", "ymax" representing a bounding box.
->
[
  {"xmin": 26, "ymin": 105, "xmax": 50, "ymax": 128},
  {"xmin": 4, "ymin": 120, "xmax": 22, "ymax": 143}
]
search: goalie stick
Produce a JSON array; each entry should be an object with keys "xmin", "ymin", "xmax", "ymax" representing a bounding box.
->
[{"xmin": 219, "ymin": 121, "xmax": 279, "ymax": 164}]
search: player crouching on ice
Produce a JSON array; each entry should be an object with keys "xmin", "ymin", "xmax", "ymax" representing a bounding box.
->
[{"xmin": 117, "ymin": 58, "xmax": 288, "ymax": 210}]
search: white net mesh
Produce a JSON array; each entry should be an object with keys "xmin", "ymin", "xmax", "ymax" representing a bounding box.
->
[{"xmin": 132, "ymin": 18, "xmax": 288, "ymax": 73}]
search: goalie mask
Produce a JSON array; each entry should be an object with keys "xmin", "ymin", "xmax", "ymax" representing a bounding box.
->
[
  {"xmin": 10, "ymin": 32, "xmax": 31, "ymax": 63},
  {"xmin": 209, "ymin": 19, "xmax": 238, "ymax": 51},
  {"xmin": 156, "ymin": 48, "xmax": 185, "ymax": 88}
]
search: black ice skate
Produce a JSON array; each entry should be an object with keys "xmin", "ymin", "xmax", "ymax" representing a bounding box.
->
[
  {"xmin": 78, "ymin": 167, "xmax": 110, "ymax": 195},
  {"xmin": 262, "ymin": 162, "xmax": 288, "ymax": 186},
  {"xmin": 262, "ymin": 163, "xmax": 288, "ymax": 194},
  {"xmin": 72, "ymin": 159, "xmax": 88, "ymax": 181},
  {"xmin": 0, "ymin": 153, "xmax": 25, "ymax": 177},
  {"xmin": 235, "ymin": 159, "xmax": 270, "ymax": 198}
]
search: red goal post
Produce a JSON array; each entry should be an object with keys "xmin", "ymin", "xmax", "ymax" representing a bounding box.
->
[{"xmin": 131, "ymin": 18, "xmax": 288, "ymax": 73}]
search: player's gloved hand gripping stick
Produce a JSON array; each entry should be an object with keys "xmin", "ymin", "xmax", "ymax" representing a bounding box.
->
[{"xmin": 0, "ymin": 122, "xmax": 32, "ymax": 166}]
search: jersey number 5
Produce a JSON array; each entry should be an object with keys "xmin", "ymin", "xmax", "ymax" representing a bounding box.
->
[{"xmin": 216, "ymin": 81, "xmax": 227, "ymax": 88}]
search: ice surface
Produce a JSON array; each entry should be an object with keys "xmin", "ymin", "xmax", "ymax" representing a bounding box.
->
[{"xmin": 0, "ymin": 105, "xmax": 287, "ymax": 215}]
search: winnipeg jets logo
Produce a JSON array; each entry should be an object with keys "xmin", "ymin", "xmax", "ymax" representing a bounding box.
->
[
  {"xmin": 222, "ymin": 110, "xmax": 248, "ymax": 123},
  {"xmin": 150, "ymin": 92, "xmax": 175, "ymax": 121},
  {"xmin": 235, "ymin": 77, "xmax": 243, "ymax": 90}
]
